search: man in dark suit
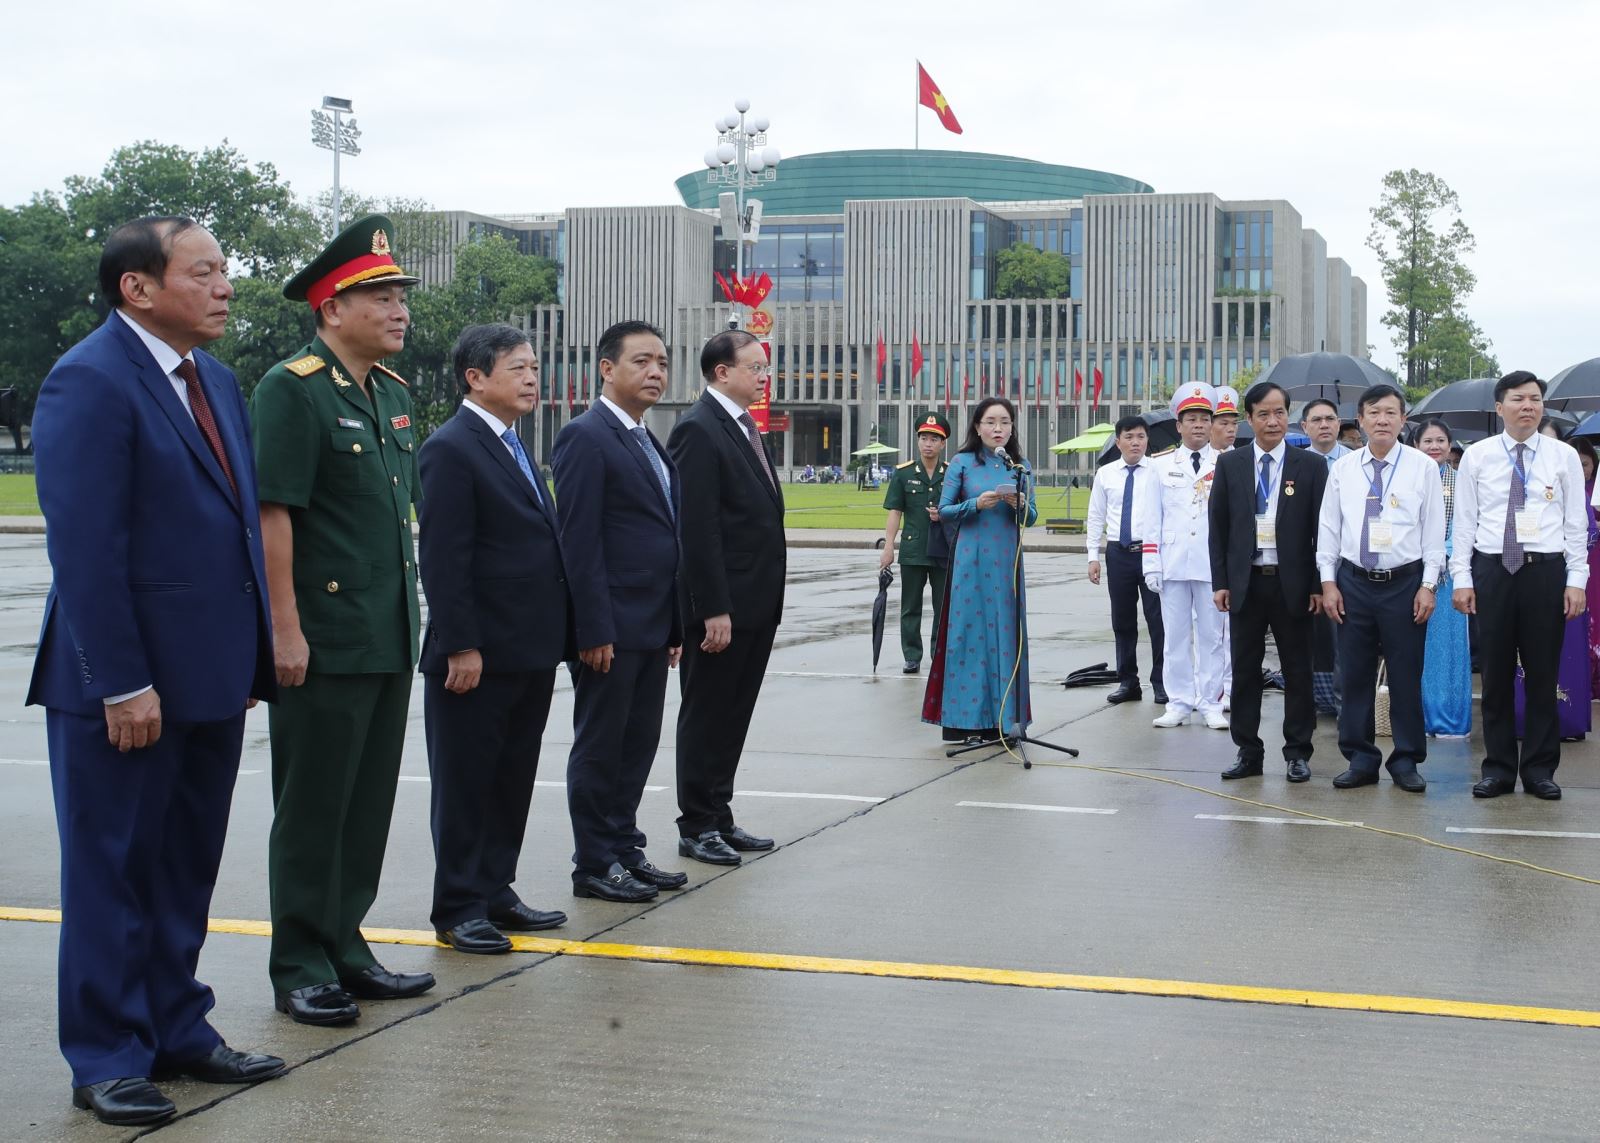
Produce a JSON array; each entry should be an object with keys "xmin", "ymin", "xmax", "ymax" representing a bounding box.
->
[
  {"xmin": 667, "ymin": 329, "xmax": 787, "ymax": 864},
  {"xmin": 418, "ymin": 323, "xmax": 572, "ymax": 954},
  {"xmin": 553, "ymin": 320, "xmax": 686, "ymax": 901},
  {"xmin": 29, "ymin": 217, "xmax": 284, "ymax": 1126},
  {"xmin": 1209, "ymin": 381, "xmax": 1328, "ymax": 783}
]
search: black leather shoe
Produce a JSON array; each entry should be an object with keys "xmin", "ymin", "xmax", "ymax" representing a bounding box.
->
[
  {"xmin": 1387, "ymin": 765, "xmax": 1427, "ymax": 793},
  {"xmin": 1106, "ymin": 685, "xmax": 1142, "ymax": 704},
  {"xmin": 169, "ymin": 1043, "xmax": 286, "ymax": 1084},
  {"xmin": 488, "ymin": 902, "xmax": 567, "ymax": 931},
  {"xmin": 721, "ymin": 826, "xmax": 774, "ymax": 852},
  {"xmin": 1152, "ymin": 688, "xmax": 1169, "ymax": 706},
  {"xmin": 1473, "ymin": 777, "xmax": 1515, "ymax": 798},
  {"xmin": 275, "ymin": 982, "xmax": 359, "ymax": 1026},
  {"xmin": 339, "ymin": 965, "xmax": 436, "ymax": 1000},
  {"xmin": 574, "ymin": 862, "xmax": 658, "ymax": 901},
  {"xmin": 902, "ymin": 661, "xmax": 920, "ymax": 674},
  {"xmin": 626, "ymin": 860, "xmax": 688, "ymax": 889},
  {"xmin": 679, "ymin": 831, "xmax": 742, "ymax": 865},
  {"xmin": 1332, "ymin": 768, "xmax": 1379, "ymax": 789},
  {"xmin": 1527, "ymin": 778, "xmax": 1563, "ymax": 800},
  {"xmin": 1286, "ymin": 760, "xmax": 1311, "ymax": 783},
  {"xmin": 436, "ymin": 918, "xmax": 512, "ymax": 955},
  {"xmin": 1221, "ymin": 758, "xmax": 1264, "ymax": 780},
  {"xmin": 72, "ymin": 1078, "xmax": 174, "ymax": 1126}
]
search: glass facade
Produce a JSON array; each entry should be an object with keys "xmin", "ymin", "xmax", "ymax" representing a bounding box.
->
[
  {"xmin": 714, "ymin": 223, "xmax": 844, "ymax": 302},
  {"xmin": 1217, "ymin": 210, "xmax": 1273, "ymax": 294},
  {"xmin": 969, "ymin": 209, "xmax": 1082, "ymax": 301}
]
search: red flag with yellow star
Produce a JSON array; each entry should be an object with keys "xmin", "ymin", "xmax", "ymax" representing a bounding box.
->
[{"xmin": 917, "ymin": 62, "xmax": 962, "ymax": 135}]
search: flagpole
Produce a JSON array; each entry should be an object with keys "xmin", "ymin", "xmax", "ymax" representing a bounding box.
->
[{"xmin": 914, "ymin": 60, "xmax": 919, "ymax": 150}]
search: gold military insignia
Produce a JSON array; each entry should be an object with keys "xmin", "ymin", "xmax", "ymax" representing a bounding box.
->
[
  {"xmin": 330, "ymin": 366, "xmax": 352, "ymax": 389},
  {"xmin": 897, "ymin": 459, "xmax": 915, "ymax": 469},
  {"xmin": 284, "ymin": 354, "xmax": 325, "ymax": 377},
  {"xmin": 372, "ymin": 362, "xmax": 409, "ymax": 387},
  {"xmin": 371, "ymin": 228, "xmax": 391, "ymax": 256}
]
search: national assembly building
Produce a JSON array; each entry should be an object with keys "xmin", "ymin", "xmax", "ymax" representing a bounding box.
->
[{"xmin": 415, "ymin": 149, "xmax": 1368, "ymax": 474}]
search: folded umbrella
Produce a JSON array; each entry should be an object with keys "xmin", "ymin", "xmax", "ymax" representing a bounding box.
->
[{"xmin": 871, "ymin": 566, "xmax": 893, "ymax": 673}]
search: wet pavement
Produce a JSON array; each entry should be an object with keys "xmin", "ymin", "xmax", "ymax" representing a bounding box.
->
[{"xmin": 2, "ymin": 534, "xmax": 1598, "ymax": 1140}]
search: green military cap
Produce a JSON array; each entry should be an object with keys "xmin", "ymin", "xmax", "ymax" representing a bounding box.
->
[
  {"xmin": 914, "ymin": 411, "xmax": 951, "ymax": 439},
  {"xmin": 284, "ymin": 214, "xmax": 421, "ymax": 309}
]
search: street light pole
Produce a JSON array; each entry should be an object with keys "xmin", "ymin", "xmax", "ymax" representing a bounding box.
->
[
  {"xmin": 310, "ymin": 96, "xmax": 361, "ymax": 233},
  {"xmin": 703, "ymin": 98, "xmax": 780, "ymax": 328}
]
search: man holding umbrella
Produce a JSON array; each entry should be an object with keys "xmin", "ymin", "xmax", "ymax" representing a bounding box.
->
[{"xmin": 880, "ymin": 412, "xmax": 951, "ymax": 674}]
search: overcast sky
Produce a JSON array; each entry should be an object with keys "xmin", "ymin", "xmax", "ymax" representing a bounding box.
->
[{"xmin": 7, "ymin": 0, "xmax": 1596, "ymax": 376}]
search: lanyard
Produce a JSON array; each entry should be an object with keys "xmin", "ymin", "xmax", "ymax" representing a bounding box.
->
[
  {"xmin": 1502, "ymin": 437, "xmax": 1534, "ymax": 496},
  {"xmin": 1364, "ymin": 449, "xmax": 1402, "ymax": 507},
  {"xmin": 1255, "ymin": 449, "xmax": 1280, "ymax": 510}
]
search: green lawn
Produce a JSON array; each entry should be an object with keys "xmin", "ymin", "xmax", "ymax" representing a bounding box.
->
[
  {"xmin": 781, "ymin": 480, "xmax": 1089, "ymax": 529},
  {"xmin": 0, "ymin": 474, "xmax": 40, "ymax": 515}
]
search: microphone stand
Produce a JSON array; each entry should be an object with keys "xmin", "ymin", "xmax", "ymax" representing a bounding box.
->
[{"xmin": 946, "ymin": 452, "xmax": 1079, "ymax": 768}]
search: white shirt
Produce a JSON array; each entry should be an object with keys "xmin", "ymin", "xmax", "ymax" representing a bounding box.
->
[
  {"xmin": 117, "ymin": 309, "xmax": 196, "ymax": 421},
  {"xmin": 1449, "ymin": 431, "xmax": 1589, "ymax": 589},
  {"xmin": 1307, "ymin": 441, "xmax": 1351, "ymax": 469},
  {"xmin": 600, "ymin": 394, "xmax": 671, "ymax": 496},
  {"xmin": 706, "ymin": 385, "xmax": 749, "ymax": 423},
  {"xmin": 1086, "ymin": 455, "xmax": 1157, "ymax": 563},
  {"xmin": 462, "ymin": 397, "xmax": 514, "ymax": 446},
  {"xmin": 1250, "ymin": 440, "xmax": 1288, "ymax": 567},
  {"xmin": 1315, "ymin": 443, "xmax": 1446, "ymax": 582},
  {"xmin": 1141, "ymin": 444, "xmax": 1218, "ymax": 582}
]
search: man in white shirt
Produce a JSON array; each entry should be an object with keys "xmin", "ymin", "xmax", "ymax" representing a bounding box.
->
[
  {"xmin": 1316, "ymin": 384, "xmax": 1445, "ymax": 791},
  {"xmin": 1450, "ymin": 371, "xmax": 1588, "ymax": 800},
  {"xmin": 1087, "ymin": 416, "xmax": 1165, "ymax": 704},
  {"xmin": 1144, "ymin": 386, "xmax": 1227, "ymax": 729}
]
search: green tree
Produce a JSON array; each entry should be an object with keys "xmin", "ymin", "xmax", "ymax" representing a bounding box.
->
[
  {"xmin": 0, "ymin": 193, "xmax": 99, "ymax": 404},
  {"xmin": 993, "ymin": 243, "xmax": 1072, "ymax": 299},
  {"xmin": 1366, "ymin": 169, "xmax": 1481, "ymax": 390},
  {"xmin": 1412, "ymin": 311, "xmax": 1498, "ymax": 385}
]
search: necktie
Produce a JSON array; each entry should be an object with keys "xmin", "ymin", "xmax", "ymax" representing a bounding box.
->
[
  {"xmin": 1359, "ymin": 458, "xmax": 1387, "ymax": 569},
  {"xmin": 1191, "ymin": 450, "xmax": 1201, "ymax": 474},
  {"xmin": 1502, "ymin": 443, "xmax": 1527, "ymax": 575},
  {"xmin": 631, "ymin": 426, "xmax": 674, "ymax": 520},
  {"xmin": 1119, "ymin": 465, "xmax": 1136, "ymax": 545},
  {"xmin": 737, "ymin": 412, "xmax": 777, "ymax": 490},
  {"xmin": 501, "ymin": 427, "xmax": 548, "ymax": 513},
  {"xmin": 173, "ymin": 359, "xmax": 237, "ymax": 500},
  {"xmin": 1256, "ymin": 454, "xmax": 1274, "ymax": 515}
]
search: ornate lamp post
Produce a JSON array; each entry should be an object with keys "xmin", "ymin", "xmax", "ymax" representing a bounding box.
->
[{"xmin": 702, "ymin": 98, "xmax": 780, "ymax": 328}]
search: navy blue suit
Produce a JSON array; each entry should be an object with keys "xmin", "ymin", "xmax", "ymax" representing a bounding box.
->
[
  {"xmin": 552, "ymin": 403, "xmax": 682, "ymax": 877},
  {"xmin": 417, "ymin": 405, "xmax": 571, "ymax": 930},
  {"xmin": 28, "ymin": 313, "xmax": 273, "ymax": 1087}
]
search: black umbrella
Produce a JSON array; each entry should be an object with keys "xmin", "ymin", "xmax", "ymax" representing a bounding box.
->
[
  {"xmin": 871, "ymin": 566, "xmax": 893, "ymax": 673},
  {"xmin": 1544, "ymin": 357, "xmax": 1600, "ymax": 413},
  {"xmin": 1095, "ymin": 410, "xmax": 1181, "ymax": 466},
  {"xmin": 1258, "ymin": 353, "xmax": 1396, "ymax": 404},
  {"xmin": 1408, "ymin": 378, "xmax": 1580, "ymax": 441}
]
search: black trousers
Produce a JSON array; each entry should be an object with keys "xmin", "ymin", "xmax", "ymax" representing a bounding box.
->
[
  {"xmin": 1229, "ymin": 570, "xmax": 1315, "ymax": 763},
  {"xmin": 675, "ymin": 621, "xmax": 776, "ymax": 837},
  {"xmin": 1106, "ymin": 545, "xmax": 1164, "ymax": 688},
  {"xmin": 1335, "ymin": 563, "xmax": 1426, "ymax": 773},
  {"xmin": 568, "ymin": 648, "xmax": 670, "ymax": 879},
  {"xmin": 1473, "ymin": 552, "xmax": 1566, "ymax": 784},
  {"xmin": 424, "ymin": 668, "xmax": 555, "ymax": 931}
]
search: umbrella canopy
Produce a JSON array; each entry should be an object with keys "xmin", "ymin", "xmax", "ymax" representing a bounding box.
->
[
  {"xmin": 1050, "ymin": 423, "xmax": 1113, "ymax": 453},
  {"xmin": 1544, "ymin": 357, "xmax": 1600, "ymax": 412},
  {"xmin": 852, "ymin": 442, "xmax": 899, "ymax": 456},
  {"xmin": 1405, "ymin": 377, "xmax": 1502, "ymax": 440},
  {"xmin": 1569, "ymin": 411, "xmax": 1600, "ymax": 439},
  {"xmin": 871, "ymin": 566, "xmax": 893, "ymax": 672},
  {"xmin": 1258, "ymin": 353, "xmax": 1396, "ymax": 405},
  {"xmin": 1095, "ymin": 410, "xmax": 1181, "ymax": 466}
]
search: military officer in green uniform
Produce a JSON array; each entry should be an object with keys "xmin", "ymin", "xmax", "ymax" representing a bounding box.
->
[
  {"xmin": 879, "ymin": 411, "xmax": 951, "ymax": 673},
  {"xmin": 252, "ymin": 215, "xmax": 433, "ymax": 1026}
]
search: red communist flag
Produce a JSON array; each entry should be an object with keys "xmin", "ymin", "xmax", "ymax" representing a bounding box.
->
[
  {"xmin": 875, "ymin": 330, "xmax": 887, "ymax": 383},
  {"xmin": 1074, "ymin": 368, "xmax": 1084, "ymax": 399},
  {"xmin": 1091, "ymin": 366, "xmax": 1104, "ymax": 410},
  {"xmin": 917, "ymin": 63, "xmax": 963, "ymax": 135},
  {"xmin": 911, "ymin": 334, "xmax": 924, "ymax": 378}
]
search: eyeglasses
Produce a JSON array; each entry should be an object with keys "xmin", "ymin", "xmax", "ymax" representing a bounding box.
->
[
  {"xmin": 740, "ymin": 361, "xmax": 771, "ymax": 377},
  {"xmin": 978, "ymin": 418, "xmax": 1013, "ymax": 428}
]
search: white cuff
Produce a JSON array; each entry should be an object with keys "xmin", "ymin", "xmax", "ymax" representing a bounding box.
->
[{"xmin": 104, "ymin": 685, "xmax": 153, "ymax": 706}]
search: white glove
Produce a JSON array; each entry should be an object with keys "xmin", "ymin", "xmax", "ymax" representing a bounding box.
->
[{"xmin": 1144, "ymin": 573, "xmax": 1162, "ymax": 594}]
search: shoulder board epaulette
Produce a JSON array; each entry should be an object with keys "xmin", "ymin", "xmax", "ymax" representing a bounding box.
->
[
  {"xmin": 896, "ymin": 459, "xmax": 915, "ymax": 469},
  {"xmin": 372, "ymin": 363, "xmax": 409, "ymax": 387},
  {"xmin": 1150, "ymin": 445, "xmax": 1178, "ymax": 457},
  {"xmin": 284, "ymin": 355, "xmax": 324, "ymax": 377}
]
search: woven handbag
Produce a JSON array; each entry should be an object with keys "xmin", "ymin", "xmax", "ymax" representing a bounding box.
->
[{"xmin": 1374, "ymin": 658, "xmax": 1392, "ymax": 738}]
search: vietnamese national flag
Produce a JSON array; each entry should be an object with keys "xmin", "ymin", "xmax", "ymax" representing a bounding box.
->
[
  {"xmin": 1091, "ymin": 366, "xmax": 1104, "ymax": 410},
  {"xmin": 1074, "ymin": 368, "xmax": 1084, "ymax": 400},
  {"xmin": 911, "ymin": 334, "xmax": 924, "ymax": 378},
  {"xmin": 917, "ymin": 62, "xmax": 963, "ymax": 135},
  {"xmin": 875, "ymin": 330, "xmax": 887, "ymax": 384}
]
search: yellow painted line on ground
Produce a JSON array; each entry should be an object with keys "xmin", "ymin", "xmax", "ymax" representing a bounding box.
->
[{"xmin": 5, "ymin": 906, "xmax": 1599, "ymax": 1030}]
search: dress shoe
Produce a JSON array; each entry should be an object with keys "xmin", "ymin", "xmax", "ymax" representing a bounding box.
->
[
  {"xmin": 680, "ymin": 831, "xmax": 742, "ymax": 864},
  {"xmin": 1152, "ymin": 710, "xmax": 1188, "ymax": 728},
  {"xmin": 72, "ymin": 1078, "xmax": 174, "ymax": 1126},
  {"xmin": 1106, "ymin": 685, "xmax": 1142, "ymax": 704},
  {"xmin": 167, "ymin": 1043, "xmax": 286, "ymax": 1084},
  {"xmin": 1203, "ymin": 710, "xmax": 1230, "ymax": 730},
  {"xmin": 489, "ymin": 902, "xmax": 567, "ymax": 931},
  {"xmin": 1473, "ymin": 777, "xmax": 1515, "ymax": 798},
  {"xmin": 1221, "ymin": 758, "xmax": 1264, "ymax": 780},
  {"xmin": 1387, "ymin": 765, "xmax": 1427, "ymax": 793},
  {"xmin": 902, "ymin": 660, "xmax": 920, "ymax": 674},
  {"xmin": 275, "ymin": 982, "xmax": 359, "ymax": 1027},
  {"xmin": 1527, "ymin": 778, "xmax": 1563, "ymax": 800},
  {"xmin": 721, "ymin": 825, "xmax": 774, "ymax": 851},
  {"xmin": 436, "ymin": 918, "xmax": 512, "ymax": 955},
  {"xmin": 1286, "ymin": 759, "xmax": 1311, "ymax": 783},
  {"xmin": 339, "ymin": 965, "xmax": 436, "ymax": 1000},
  {"xmin": 1332, "ymin": 768, "xmax": 1379, "ymax": 789},
  {"xmin": 1152, "ymin": 688, "xmax": 1169, "ymax": 705},
  {"xmin": 574, "ymin": 862, "xmax": 659, "ymax": 901},
  {"xmin": 626, "ymin": 860, "xmax": 688, "ymax": 889}
]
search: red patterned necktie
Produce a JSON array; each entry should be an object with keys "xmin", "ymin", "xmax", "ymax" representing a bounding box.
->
[
  {"xmin": 174, "ymin": 358, "xmax": 238, "ymax": 500},
  {"xmin": 737, "ymin": 411, "xmax": 777, "ymax": 490}
]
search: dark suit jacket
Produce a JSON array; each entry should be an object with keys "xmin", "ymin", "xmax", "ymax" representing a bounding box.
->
[
  {"xmin": 1209, "ymin": 443, "xmax": 1327, "ymax": 611},
  {"xmin": 416, "ymin": 404, "xmax": 571, "ymax": 674},
  {"xmin": 550, "ymin": 404, "xmax": 682, "ymax": 652},
  {"xmin": 666, "ymin": 389, "xmax": 786, "ymax": 631},
  {"xmin": 27, "ymin": 314, "xmax": 274, "ymax": 721}
]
